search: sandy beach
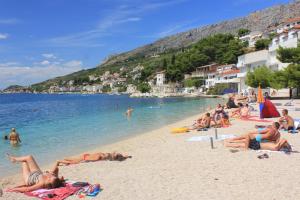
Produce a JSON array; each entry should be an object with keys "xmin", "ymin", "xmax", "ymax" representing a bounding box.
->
[{"xmin": 1, "ymin": 99, "xmax": 300, "ymax": 200}]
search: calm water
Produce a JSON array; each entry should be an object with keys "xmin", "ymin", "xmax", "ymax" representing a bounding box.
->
[{"xmin": 0, "ymin": 94, "xmax": 221, "ymax": 177}]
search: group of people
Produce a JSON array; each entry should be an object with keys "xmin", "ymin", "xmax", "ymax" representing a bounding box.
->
[
  {"xmin": 4, "ymin": 97, "xmax": 297, "ymax": 195},
  {"xmin": 6, "ymin": 151, "xmax": 131, "ymax": 192},
  {"xmin": 192, "ymin": 93, "xmax": 296, "ymax": 152},
  {"xmin": 191, "ymin": 103, "xmax": 231, "ymax": 130},
  {"xmin": 225, "ymin": 107, "xmax": 295, "ymax": 151}
]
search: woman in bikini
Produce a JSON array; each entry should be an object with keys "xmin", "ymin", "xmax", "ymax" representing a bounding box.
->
[
  {"xmin": 58, "ymin": 152, "xmax": 131, "ymax": 165},
  {"xmin": 8, "ymin": 128, "xmax": 21, "ymax": 146},
  {"xmin": 6, "ymin": 154, "xmax": 64, "ymax": 192}
]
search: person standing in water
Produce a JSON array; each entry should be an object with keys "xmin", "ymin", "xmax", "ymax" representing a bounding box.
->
[
  {"xmin": 126, "ymin": 107, "xmax": 133, "ymax": 117},
  {"xmin": 9, "ymin": 128, "xmax": 21, "ymax": 146}
]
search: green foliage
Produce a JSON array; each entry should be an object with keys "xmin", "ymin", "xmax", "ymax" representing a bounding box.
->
[
  {"xmin": 277, "ymin": 46, "xmax": 300, "ymax": 64},
  {"xmin": 273, "ymin": 64, "xmax": 300, "ymax": 89},
  {"xmin": 31, "ymin": 34, "xmax": 245, "ymax": 91},
  {"xmin": 237, "ymin": 28, "xmax": 250, "ymax": 37},
  {"xmin": 207, "ymin": 83, "xmax": 230, "ymax": 95},
  {"xmin": 102, "ymin": 85, "xmax": 111, "ymax": 93},
  {"xmin": 117, "ymin": 85, "xmax": 127, "ymax": 93},
  {"xmin": 137, "ymin": 82, "xmax": 151, "ymax": 93},
  {"xmin": 183, "ymin": 78, "xmax": 203, "ymax": 88},
  {"xmin": 165, "ymin": 34, "xmax": 244, "ymax": 81},
  {"xmin": 245, "ymin": 66, "xmax": 274, "ymax": 88},
  {"xmin": 255, "ymin": 39, "xmax": 271, "ymax": 50}
]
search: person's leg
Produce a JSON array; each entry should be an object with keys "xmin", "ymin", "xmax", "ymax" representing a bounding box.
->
[
  {"xmin": 260, "ymin": 142, "xmax": 278, "ymax": 151},
  {"xmin": 62, "ymin": 155, "xmax": 84, "ymax": 164},
  {"xmin": 21, "ymin": 162, "xmax": 30, "ymax": 185},
  {"xmin": 224, "ymin": 141, "xmax": 246, "ymax": 149},
  {"xmin": 85, "ymin": 153, "xmax": 103, "ymax": 162},
  {"xmin": 7, "ymin": 154, "xmax": 41, "ymax": 172},
  {"xmin": 226, "ymin": 135, "xmax": 247, "ymax": 143}
]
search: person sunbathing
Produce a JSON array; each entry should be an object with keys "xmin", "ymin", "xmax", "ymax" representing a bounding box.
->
[
  {"xmin": 213, "ymin": 104, "xmax": 225, "ymax": 122},
  {"xmin": 230, "ymin": 103, "xmax": 243, "ymax": 118},
  {"xmin": 58, "ymin": 152, "xmax": 132, "ymax": 165},
  {"xmin": 212, "ymin": 115, "xmax": 231, "ymax": 128},
  {"xmin": 192, "ymin": 113, "xmax": 211, "ymax": 130},
  {"xmin": 224, "ymin": 122, "xmax": 281, "ymax": 150},
  {"xmin": 6, "ymin": 154, "xmax": 64, "ymax": 192},
  {"xmin": 240, "ymin": 104, "xmax": 250, "ymax": 118},
  {"xmin": 278, "ymin": 109, "xmax": 294, "ymax": 131}
]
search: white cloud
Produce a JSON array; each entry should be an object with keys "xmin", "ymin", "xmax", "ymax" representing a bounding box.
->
[
  {"xmin": 40, "ymin": 60, "xmax": 50, "ymax": 65},
  {"xmin": 46, "ymin": 0, "xmax": 188, "ymax": 47},
  {"xmin": 0, "ymin": 60, "xmax": 83, "ymax": 89},
  {"xmin": 0, "ymin": 33, "xmax": 8, "ymax": 40},
  {"xmin": 0, "ymin": 18, "xmax": 19, "ymax": 25},
  {"xmin": 42, "ymin": 53, "xmax": 56, "ymax": 59}
]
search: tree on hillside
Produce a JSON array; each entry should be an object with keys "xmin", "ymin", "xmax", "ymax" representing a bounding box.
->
[
  {"xmin": 237, "ymin": 28, "xmax": 250, "ymax": 37},
  {"xmin": 273, "ymin": 65, "xmax": 300, "ymax": 89},
  {"xmin": 137, "ymin": 82, "xmax": 151, "ymax": 93},
  {"xmin": 245, "ymin": 66, "xmax": 274, "ymax": 88},
  {"xmin": 277, "ymin": 46, "xmax": 300, "ymax": 64},
  {"xmin": 165, "ymin": 34, "xmax": 245, "ymax": 82},
  {"xmin": 255, "ymin": 39, "xmax": 271, "ymax": 50},
  {"xmin": 275, "ymin": 45, "xmax": 300, "ymax": 89},
  {"xmin": 171, "ymin": 54, "xmax": 176, "ymax": 65}
]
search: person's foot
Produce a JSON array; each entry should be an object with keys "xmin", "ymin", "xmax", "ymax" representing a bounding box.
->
[{"xmin": 6, "ymin": 153, "xmax": 17, "ymax": 163}]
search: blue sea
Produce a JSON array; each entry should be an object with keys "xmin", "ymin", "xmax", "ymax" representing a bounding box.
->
[{"xmin": 0, "ymin": 94, "xmax": 221, "ymax": 177}]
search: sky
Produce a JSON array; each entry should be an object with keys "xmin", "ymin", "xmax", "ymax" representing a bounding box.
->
[{"xmin": 0, "ymin": 0, "xmax": 292, "ymax": 89}]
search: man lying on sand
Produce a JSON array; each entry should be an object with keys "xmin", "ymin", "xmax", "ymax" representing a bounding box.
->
[
  {"xmin": 278, "ymin": 109, "xmax": 295, "ymax": 131},
  {"xmin": 224, "ymin": 122, "xmax": 291, "ymax": 151},
  {"xmin": 58, "ymin": 152, "xmax": 132, "ymax": 165},
  {"xmin": 6, "ymin": 154, "xmax": 64, "ymax": 192}
]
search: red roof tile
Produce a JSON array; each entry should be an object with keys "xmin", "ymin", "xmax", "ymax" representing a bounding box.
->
[{"xmin": 285, "ymin": 17, "xmax": 300, "ymax": 24}]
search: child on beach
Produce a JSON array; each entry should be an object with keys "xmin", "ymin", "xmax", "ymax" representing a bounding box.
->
[
  {"xmin": 58, "ymin": 152, "xmax": 132, "ymax": 165},
  {"xmin": 6, "ymin": 154, "xmax": 64, "ymax": 192}
]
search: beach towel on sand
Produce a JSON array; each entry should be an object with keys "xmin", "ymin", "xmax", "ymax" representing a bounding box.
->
[
  {"xmin": 187, "ymin": 134, "xmax": 236, "ymax": 142},
  {"xmin": 23, "ymin": 181, "xmax": 101, "ymax": 200}
]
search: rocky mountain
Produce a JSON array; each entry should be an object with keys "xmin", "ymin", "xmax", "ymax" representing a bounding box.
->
[
  {"xmin": 102, "ymin": 0, "xmax": 300, "ymax": 67},
  {"xmin": 32, "ymin": 0, "xmax": 300, "ymax": 91}
]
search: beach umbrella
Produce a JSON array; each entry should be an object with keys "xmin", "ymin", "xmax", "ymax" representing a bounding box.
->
[{"xmin": 257, "ymin": 85, "xmax": 265, "ymax": 119}]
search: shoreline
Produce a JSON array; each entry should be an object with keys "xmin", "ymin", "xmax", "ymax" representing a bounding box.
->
[
  {"xmin": 0, "ymin": 104, "xmax": 218, "ymax": 181},
  {"xmin": 2, "ymin": 99, "xmax": 300, "ymax": 200}
]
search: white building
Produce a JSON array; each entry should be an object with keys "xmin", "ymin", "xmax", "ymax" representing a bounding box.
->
[
  {"xmin": 156, "ymin": 71, "xmax": 165, "ymax": 86},
  {"xmin": 269, "ymin": 26, "xmax": 300, "ymax": 70},
  {"xmin": 126, "ymin": 84, "xmax": 137, "ymax": 94},
  {"xmin": 276, "ymin": 17, "xmax": 300, "ymax": 34},
  {"xmin": 239, "ymin": 31, "xmax": 263, "ymax": 47},
  {"xmin": 204, "ymin": 64, "xmax": 240, "ymax": 93},
  {"xmin": 237, "ymin": 26, "xmax": 300, "ymax": 92}
]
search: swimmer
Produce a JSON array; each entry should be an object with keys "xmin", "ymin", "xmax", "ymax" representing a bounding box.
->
[
  {"xmin": 126, "ymin": 107, "xmax": 133, "ymax": 117},
  {"xmin": 8, "ymin": 128, "xmax": 21, "ymax": 146}
]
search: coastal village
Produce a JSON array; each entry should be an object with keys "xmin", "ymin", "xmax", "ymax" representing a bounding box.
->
[
  {"xmin": 2, "ymin": 1, "xmax": 300, "ymax": 200},
  {"xmin": 2, "ymin": 17, "xmax": 300, "ymax": 98}
]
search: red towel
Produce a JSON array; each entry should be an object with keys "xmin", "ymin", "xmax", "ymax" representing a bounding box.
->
[{"xmin": 25, "ymin": 183, "xmax": 82, "ymax": 200}]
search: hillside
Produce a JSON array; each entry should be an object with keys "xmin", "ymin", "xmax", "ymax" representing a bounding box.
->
[{"xmin": 32, "ymin": 0, "xmax": 300, "ymax": 91}]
